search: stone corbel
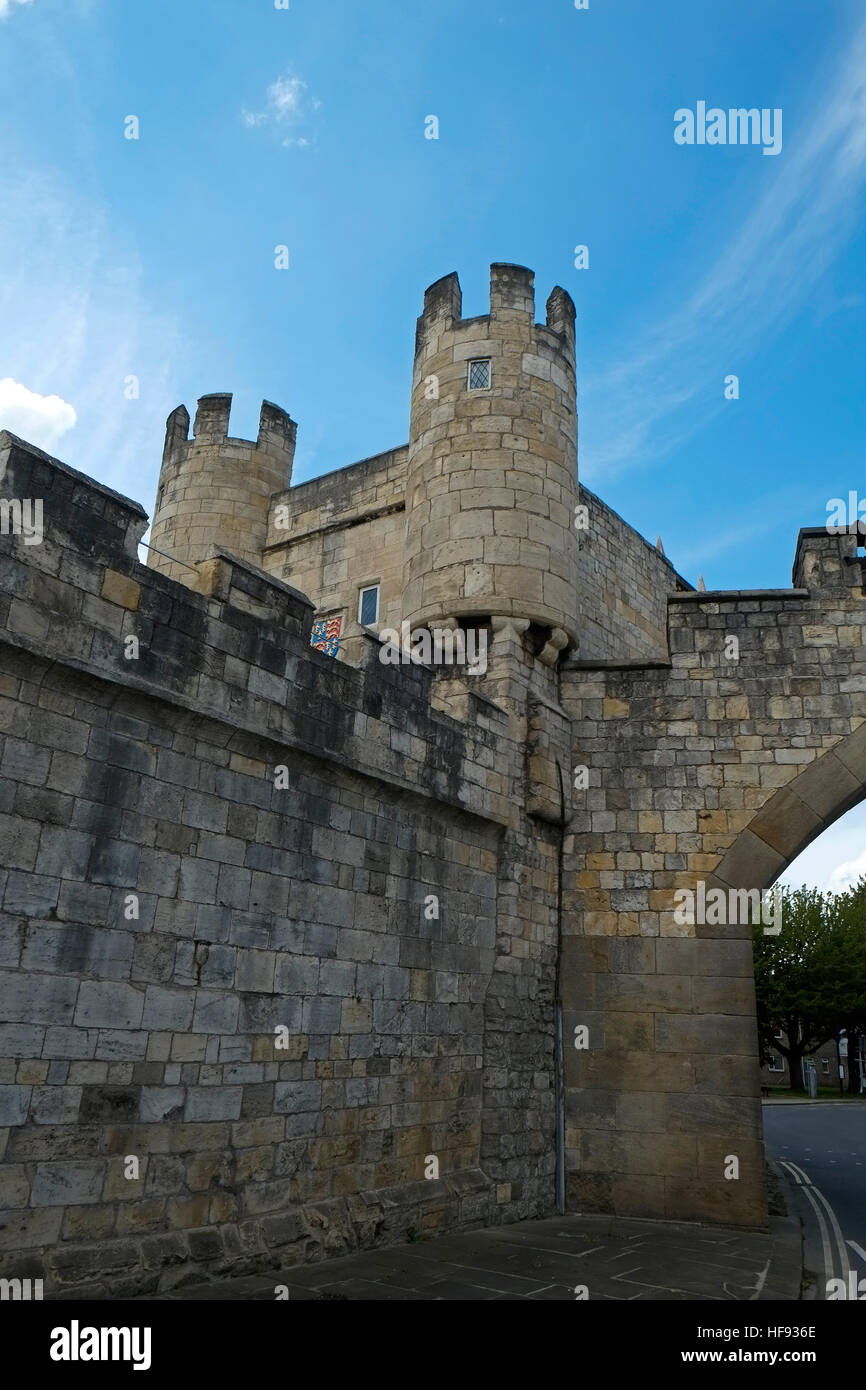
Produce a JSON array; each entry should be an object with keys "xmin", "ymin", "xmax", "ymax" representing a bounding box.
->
[
  {"xmin": 538, "ymin": 626, "xmax": 569, "ymax": 667},
  {"xmin": 490, "ymin": 615, "xmax": 530, "ymax": 647}
]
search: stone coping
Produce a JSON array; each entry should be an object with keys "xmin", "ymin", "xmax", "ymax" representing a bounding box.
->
[
  {"xmin": 0, "ymin": 430, "xmax": 148, "ymax": 519},
  {"xmin": 669, "ymin": 588, "xmax": 810, "ymax": 602}
]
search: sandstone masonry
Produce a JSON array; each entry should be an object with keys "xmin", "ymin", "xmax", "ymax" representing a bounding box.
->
[{"xmin": 0, "ymin": 263, "xmax": 863, "ymax": 1296}]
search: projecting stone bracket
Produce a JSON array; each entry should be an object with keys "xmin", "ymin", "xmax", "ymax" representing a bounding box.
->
[{"xmin": 538, "ymin": 626, "xmax": 569, "ymax": 667}]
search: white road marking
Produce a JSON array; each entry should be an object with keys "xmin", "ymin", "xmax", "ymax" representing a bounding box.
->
[
  {"xmin": 799, "ymin": 1186, "xmax": 835, "ymax": 1287},
  {"xmin": 810, "ymin": 1181, "xmax": 851, "ymax": 1281},
  {"xmin": 847, "ymin": 1240, "xmax": 866, "ymax": 1264},
  {"xmin": 780, "ymin": 1158, "xmax": 854, "ymax": 1290},
  {"xmin": 783, "ymin": 1160, "xmax": 810, "ymax": 1185},
  {"xmin": 747, "ymin": 1258, "xmax": 771, "ymax": 1301},
  {"xmin": 780, "ymin": 1161, "xmax": 833, "ymax": 1287}
]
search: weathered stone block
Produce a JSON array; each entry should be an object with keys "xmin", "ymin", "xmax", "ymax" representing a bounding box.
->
[
  {"xmin": 31, "ymin": 1161, "xmax": 105, "ymax": 1206},
  {"xmin": 141, "ymin": 987, "xmax": 194, "ymax": 1032},
  {"xmin": 0, "ymin": 1207, "xmax": 63, "ymax": 1250},
  {"xmin": 0, "ymin": 1163, "xmax": 30, "ymax": 1207},
  {"xmin": 78, "ymin": 1085, "xmax": 140, "ymax": 1124},
  {"xmin": 0, "ymin": 972, "xmax": 78, "ymax": 1025},
  {"xmin": 34, "ymin": 827, "xmax": 94, "ymax": 880},
  {"xmin": 30, "ymin": 1085, "xmax": 82, "ymax": 1125},
  {"xmin": 3, "ymin": 872, "xmax": 60, "ymax": 916},
  {"xmin": 183, "ymin": 1087, "xmax": 243, "ymax": 1122},
  {"xmin": 0, "ymin": 1086, "xmax": 30, "ymax": 1126},
  {"xmin": 74, "ymin": 982, "xmax": 144, "ymax": 1030},
  {"xmin": 191, "ymin": 991, "xmax": 239, "ymax": 1034}
]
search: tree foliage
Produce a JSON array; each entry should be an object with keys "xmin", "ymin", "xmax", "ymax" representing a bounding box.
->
[{"xmin": 752, "ymin": 878, "xmax": 866, "ymax": 1091}]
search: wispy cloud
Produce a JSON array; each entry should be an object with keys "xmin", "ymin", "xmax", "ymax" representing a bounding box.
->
[
  {"xmin": 582, "ymin": 15, "xmax": 866, "ymax": 481},
  {"xmin": 670, "ymin": 483, "xmax": 819, "ymax": 583},
  {"xmin": 0, "ymin": 0, "xmax": 34, "ymax": 19},
  {"xmin": 242, "ymin": 71, "xmax": 320, "ymax": 148},
  {"xmin": 0, "ymin": 378, "xmax": 76, "ymax": 449},
  {"xmin": 0, "ymin": 166, "xmax": 182, "ymax": 505}
]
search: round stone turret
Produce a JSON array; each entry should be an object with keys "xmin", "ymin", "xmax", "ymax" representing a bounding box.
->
[
  {"xmin": 148, "ymin": 394, "xmax": 296, "ymax": 585},
  {"xmin": 402, "ymin": 263, "xmax": 578, "ymax": 651}
]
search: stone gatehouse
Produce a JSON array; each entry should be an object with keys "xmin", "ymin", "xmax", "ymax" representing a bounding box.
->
[{"xmin": 0, "ymin": 263, "xmax": 863, "ymax": 1297}]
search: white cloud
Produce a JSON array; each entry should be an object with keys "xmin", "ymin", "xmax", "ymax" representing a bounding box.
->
[
  {"xmin": 242, "ymin": 71, "xmax": 318, "ymax": 147},
  {"xmin": 0, "ymin": 0, "xmax": 34, "ymax": 18},
  {"xmin": 828, "ymin": 849, "xmax": 866, "ymax": 895},
  {"xmin": 268, "ymin": 74, "xmax": 305, "ymax": 119},
  {"xmin": 581, "ymin": 15, "xmax": 866, "ymax": 483},
  {"xmin": 781, "ymin": 805, "xmax": 866, "ymax": 894},
  {"xmin": 0, "ymin": 378, "xmax": 76, "ymax": 450}
]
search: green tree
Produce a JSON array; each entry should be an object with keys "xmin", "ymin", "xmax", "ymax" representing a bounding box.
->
[
  {"xmin": 822, "ymin": 879, "xmax": 866, "ymax": 1093},
  {"xmin": 753, "ymin": 886, "xmax": 839, "ymax": 1091}
]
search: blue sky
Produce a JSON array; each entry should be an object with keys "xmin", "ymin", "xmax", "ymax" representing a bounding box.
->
[{"xmin": 1, "ymin": 0, "xmax": 864, "ymax": 885}]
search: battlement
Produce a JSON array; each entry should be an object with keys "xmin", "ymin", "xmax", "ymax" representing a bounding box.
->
[
  {"xmin": 150, "ymin": 394, "xmax": 297, "ymax": 583},
  {"xmin": 0, "ymin": 429, "xmax": 147, "ymax": 563},
  {"xmin": 415, "ymin": 263, "xmax": 576, "ymax": 363},
  {"xmin": 793, "ymin": 525, "xmax": 866, "ymax": 592},
  {"xmin": 0, "ymin": 432, "xmax": 512, "ymax": 822},
  {"xmin": 162, "ymin": 394, "xmax": 297, "ymax": 471}
]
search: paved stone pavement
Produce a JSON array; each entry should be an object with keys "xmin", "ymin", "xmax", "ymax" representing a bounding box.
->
[
  {"xmin": 147, "ymin": 1212, "xmax": 802, "ymax": 1302},
  {"xmin": 764, "ymin": 1096, "xmax": 866, "ymax": 1105}
]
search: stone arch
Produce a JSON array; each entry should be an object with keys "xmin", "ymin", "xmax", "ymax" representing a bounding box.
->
[{"xmin": 712, "ymin": 721, "xmax": 866, "ymax": 892}]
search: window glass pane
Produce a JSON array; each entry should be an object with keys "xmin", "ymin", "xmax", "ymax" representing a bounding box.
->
[
  {"xmin": 469, "ymin": 359, "xmax": 490, "ymax": 390},
  {"xmin": 359, "ymin": 587, "xmax": 378, "ymax": 625}
]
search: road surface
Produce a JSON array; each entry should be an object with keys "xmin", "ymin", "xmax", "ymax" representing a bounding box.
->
[{"xmin": 763, "ymin": 1102, "xmax": 866, "ymax": 1300}]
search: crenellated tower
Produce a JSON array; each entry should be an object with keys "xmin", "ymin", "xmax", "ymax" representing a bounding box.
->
[
  {"xmin": 402, "ymin": 263, "xmax": 579, "ymax": 658},
  {"xmin": 147, "ymin": 393, "xmax": 296, "ymax": 584}
]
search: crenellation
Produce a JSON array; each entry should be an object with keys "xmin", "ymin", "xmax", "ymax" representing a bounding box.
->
[
  {"xmin": 490, "ymin": 262, "xmax": 535, "ymax": 319},
  {"xmin": 792, "ymin": 525, "xmax": 864, "ymax": 593},
  {"xmin": 545, "ymin": 284, "xmax": 577, "ymax": 347},
  {"xmin": 257, "ymin": 400, "xmax": 297, "ymax": 457},
  {"xmin": 162, "ymin": 404, "xmax": 191, "ymax": 469},
  {"xmin": 192, "ymin": 393, "xmax": 233, "ymax": 443}
]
